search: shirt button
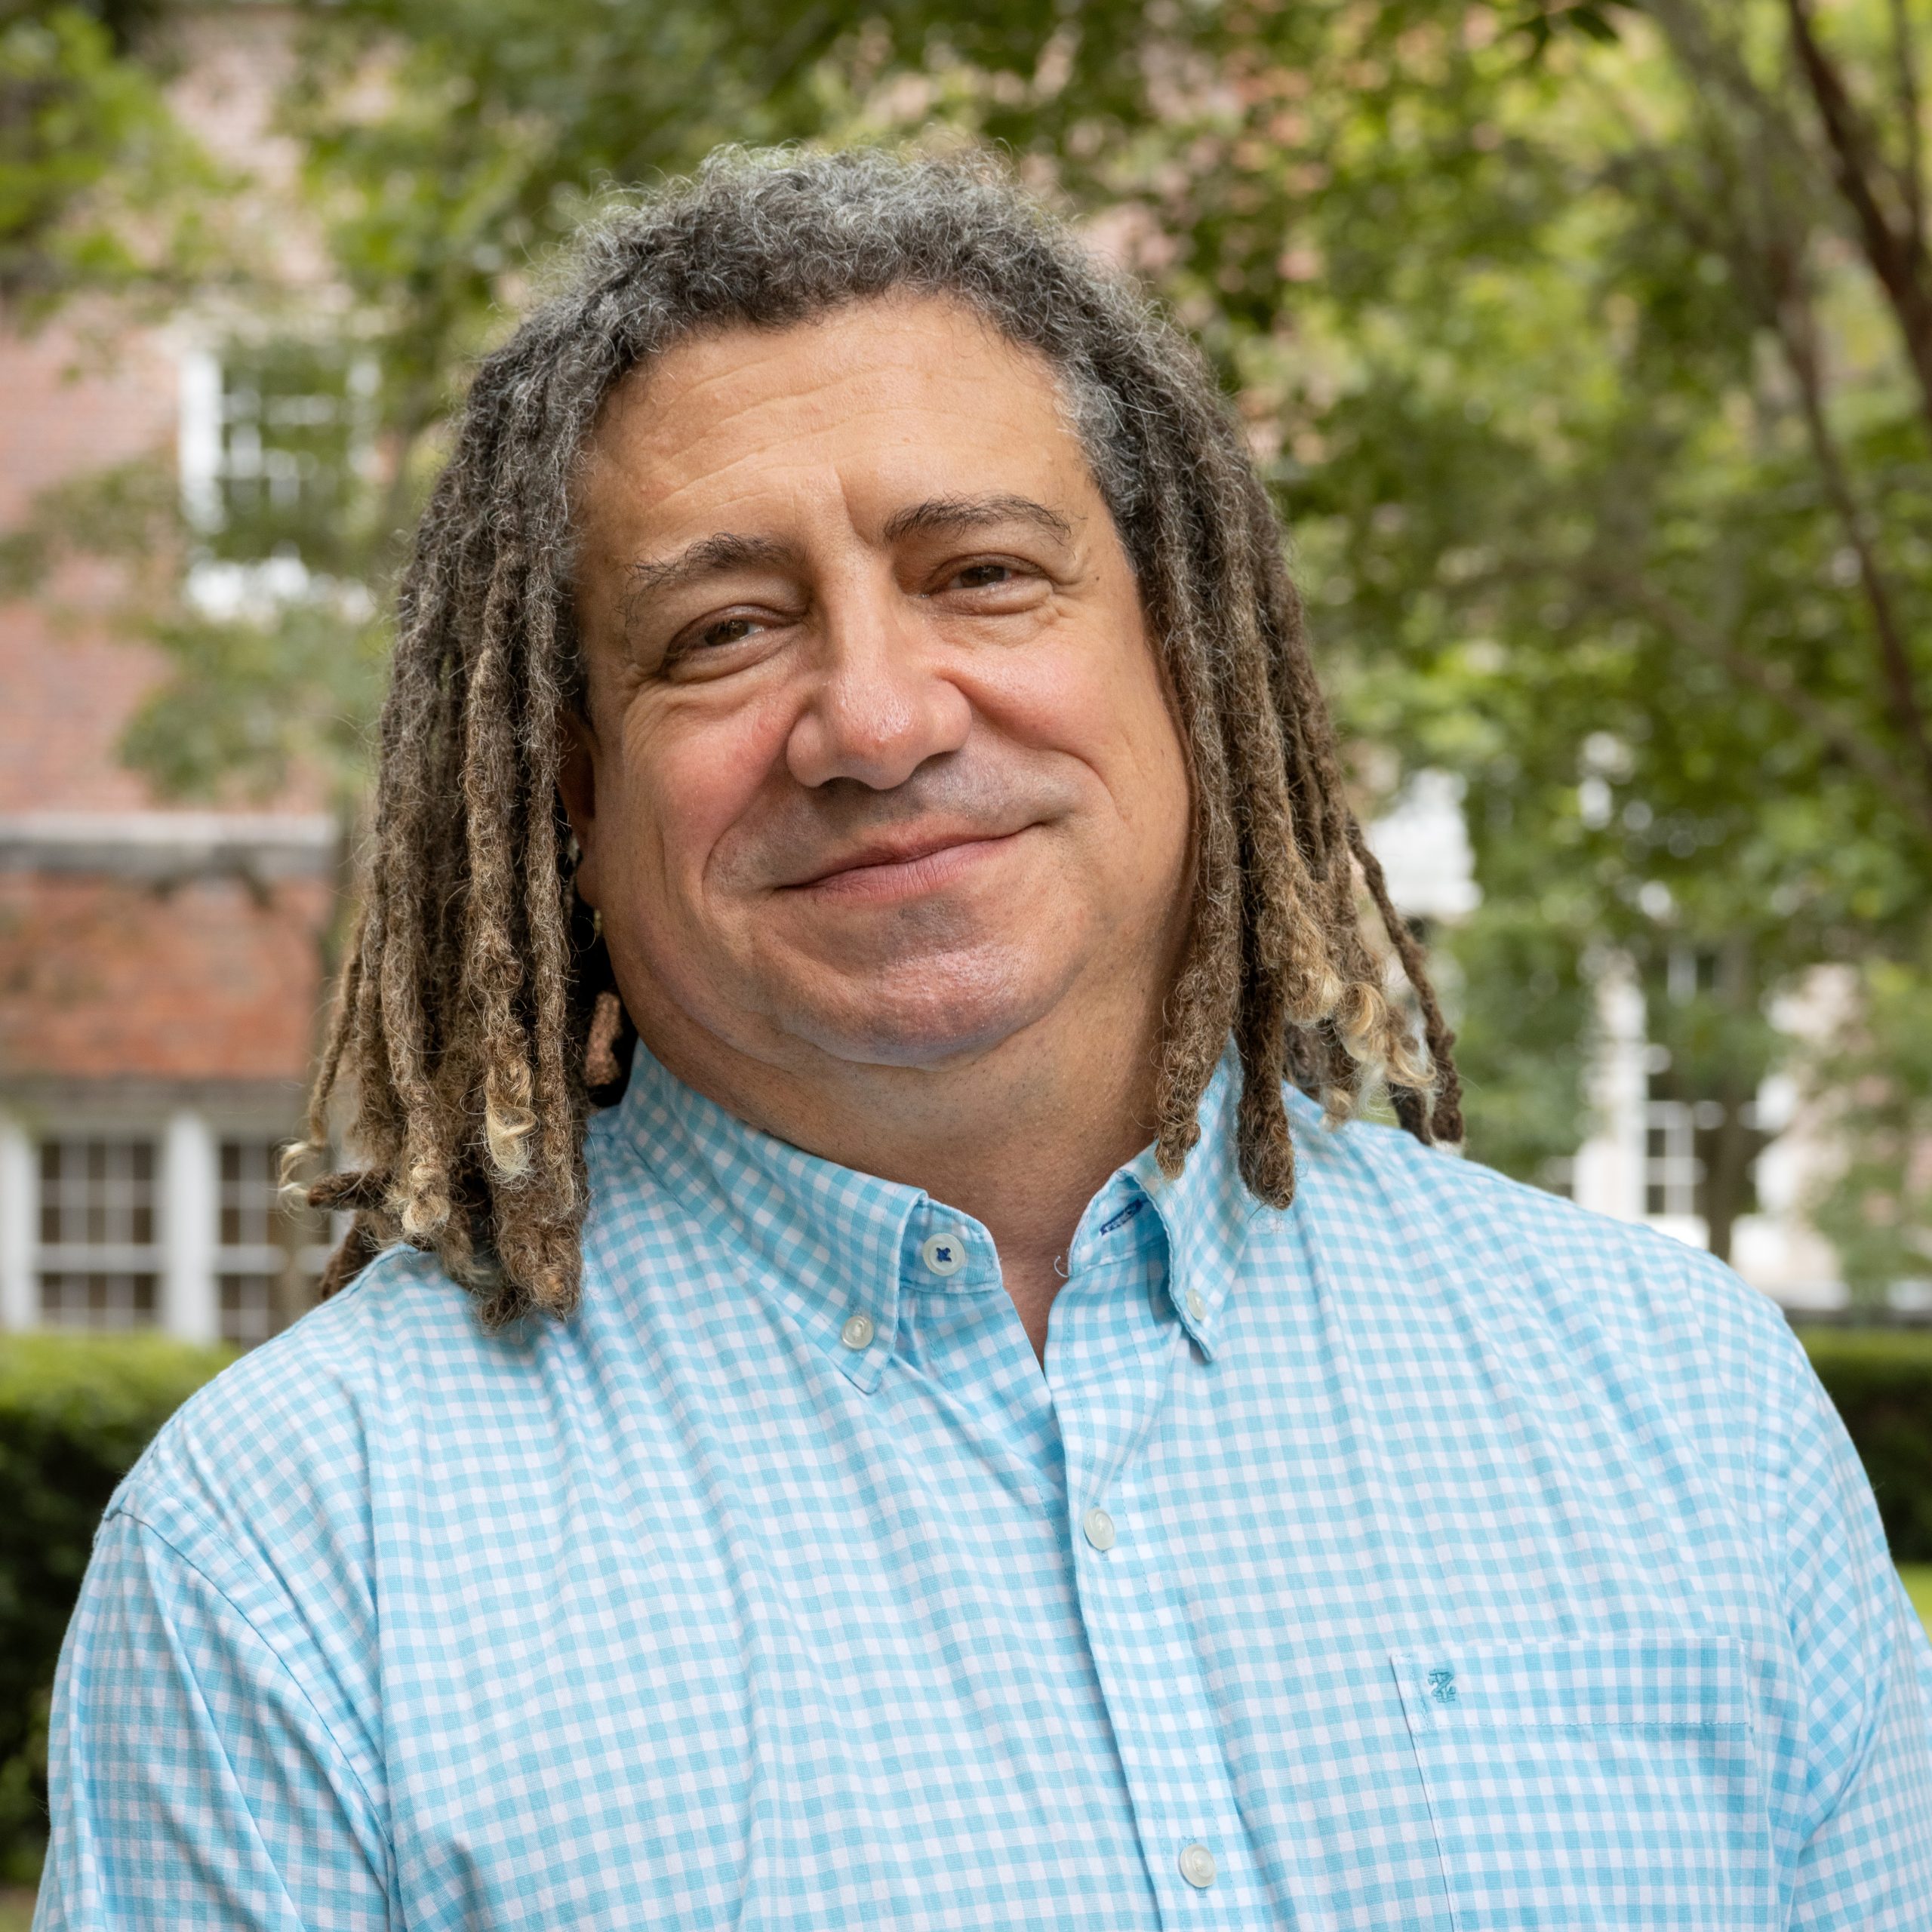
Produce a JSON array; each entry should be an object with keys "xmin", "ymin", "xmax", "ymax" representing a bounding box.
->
[
  {"xmin": 1081, "ymin": 1507, "xmax": 1116, "ymax": 1552},
  {"xmin": 919, "ymin": 1230, "xmax": 968, "ymax": 1277},
  {"xmin": 1179, "ymin": 1843, "xmax": 1217, "ymax": 1890},
  {"xmin": 839, "ymin": 1312, "xmax": 875, "ymax": 1351},
  {"xmin": 1185, "ymin": 1288, "xmax": 1205, "ymax": 1321}
]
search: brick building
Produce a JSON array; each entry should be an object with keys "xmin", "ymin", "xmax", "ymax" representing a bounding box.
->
[{"xmin": 0, "ymin": 5, "xmax": 337, "ymax": 1346}]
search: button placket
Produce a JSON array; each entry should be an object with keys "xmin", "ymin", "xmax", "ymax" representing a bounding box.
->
[
  {"xmin": 1060, "ymin": 1415, "xmax": 1251, "ymax": 1919},
  {"xmin": 1051, "ymin": 1220, "xmax": 1251, "ymax": 1919},
  {"xmin": 1081, "ymin": 1587, "xmax": 1254, "ymax": 1918}
]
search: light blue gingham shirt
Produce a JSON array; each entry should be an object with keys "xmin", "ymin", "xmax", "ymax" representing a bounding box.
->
[{"xmin": 38, "ymin": 1046, "xmax": 1932, "ymax": 1928}]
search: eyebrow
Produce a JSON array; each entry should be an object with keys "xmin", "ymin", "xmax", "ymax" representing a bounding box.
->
[
  {"xmin": 623, "ymin": 531, "xmax": 796, "ymax": 606},
  {"xmin": 881, "ymin": 494, "xmax": 1074, "ymax": 545}
]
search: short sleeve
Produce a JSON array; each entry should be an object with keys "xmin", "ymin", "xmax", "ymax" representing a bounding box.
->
[
  {"xmin": 35, "ymin": 1508, "xmax": 390, "ymax": 1932},
  {"xmin": 1774, "ymin": 1338, "xmax": 1932, "ymax": 1927}
]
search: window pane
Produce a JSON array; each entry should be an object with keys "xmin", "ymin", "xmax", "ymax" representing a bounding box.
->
[
  {"xmin": 219, "ymin": 1273, "xmax": 277, "ymax": 1349},
  {"xmin": 220, "ymin": 1138, "xmax": 275, "ymax": 1247},
  {"xmin": 218, "ymin": 1138, "xmax": 322, "ymax": 1248},
  {"xmin": 130, "ymin": 1141, "xmax": 155, "ymax": 1245},
  {"xmin": 36, "ymin": 1138, "xmax": 159, "ymax": 1247},
  {"xmin": 38, "ymin": 1141, "xmax": 57, "ymax": 1244},
  {"xmin": 211, "ymin": 341, "xmax": 363, "ymax": 568},
  {"xmin": 39, "ymin": 1272, "xmax": 158, "ymax": 1329},
  {"xmin": 217, "ymin": 1140, "xmax": 324, "ymax": 1342}
]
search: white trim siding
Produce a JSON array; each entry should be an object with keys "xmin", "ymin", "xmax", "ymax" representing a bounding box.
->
[
  {"xmin": 0, "ymin": 1112, "xmax": 32, "ymax": 1330},
  {"xmin": 162, "ymin": 1111, "xmax": 220, "ymax": 1345}
]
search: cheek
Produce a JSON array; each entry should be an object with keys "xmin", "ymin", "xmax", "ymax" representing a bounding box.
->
[
  {"xmin": 1095, "ymin": 605, "xmax": 1191, "ymax": 829},
  {"xmin": 996, "ymin": 624, "xmax": 1189, "ymax": 857},
  {"xmin": 1121, "ymin": 664, "xmax": 1192, "ymax": 844},
  {"xmin": 613, "ymin": 700, "xmax": 786, "ymax": 903}
]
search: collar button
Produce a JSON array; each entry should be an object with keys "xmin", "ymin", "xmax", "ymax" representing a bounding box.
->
[
  {"xmin": 839, "ymin": 1312, "xmax": 875, "ymax": 1351},
  {"xmin": 919, "ymin": 1230, "xmax": 968, "ymax": 1278}
]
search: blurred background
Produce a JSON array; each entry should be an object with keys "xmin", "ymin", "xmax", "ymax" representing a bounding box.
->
[{"xmin": 4, "ymin": 0, "xmax": 1932, "ymax": 1905}]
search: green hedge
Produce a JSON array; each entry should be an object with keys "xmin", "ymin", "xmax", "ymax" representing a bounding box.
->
[
  {"xmin": 0, "ymin": 1324, "xmax": 1925, "ymax": 1881},
  {"xmin": 0, "ymin": 1333, "xmax": 229, "ymax": 1883},
  {"xmin": 1798, "ymin": 1327, "xmax": 1932, "ymax": 1566}
]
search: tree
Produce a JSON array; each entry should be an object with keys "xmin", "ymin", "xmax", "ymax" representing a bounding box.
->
[
  {"xmin": 0, "ymin": 0, "xmax": 219, "ymax": 307},
  {"xmin": 107, "ymin": 0, "xmax": 1932, "ymax": 1292}
]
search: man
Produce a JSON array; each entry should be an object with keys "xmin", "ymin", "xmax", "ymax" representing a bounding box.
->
[{"xmin": 40, "ymin": 151, "xmax": 1932, "ymax": 1929}]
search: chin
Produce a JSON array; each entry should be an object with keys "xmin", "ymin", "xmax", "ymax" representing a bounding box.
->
[{"xmin": 777, "ymin": 954, "xmax": 1066, "ymax": 1069}]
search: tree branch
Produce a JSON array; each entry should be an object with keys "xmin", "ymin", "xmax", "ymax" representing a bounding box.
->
[
  {"xmin": 1769, "ymin": 269, "xmax": 1932, "ymax": 801},
  {"xmin": 1786, "ymin": 0, "xmax": 1932, "ymax": 440},
  {"xmin": 1889, "ymin": 0, "xmax": 1924, "ymax": 248},
  {"xmin": 1613, "ymin": 577, "xmax": 1932, "ymax": 838},
  {"xmin": 1609, "ymin": 11, "xmax": 1932, "ymax": 798}
]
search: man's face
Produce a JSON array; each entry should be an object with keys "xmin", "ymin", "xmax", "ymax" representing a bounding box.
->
[{"xmin": 565, "ymin": 295, "xmax": 1192, "ymax": 1083}]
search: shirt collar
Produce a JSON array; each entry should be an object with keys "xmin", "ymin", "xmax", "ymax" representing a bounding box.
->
[
  {"xmin": 615, "ymin": 1044, "xmax": 920, "ymax": 1392},
  {"xmin": 1070, "ymin": 1049, "xmax": 1261, "ymax": 1360},
  {"xmin": 614, "ymin": 1041, "xmax": 1262, "ymax": 1384}
]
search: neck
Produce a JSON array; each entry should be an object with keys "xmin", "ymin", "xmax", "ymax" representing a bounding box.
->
[{"xmin": 637, "ymin": 998, "xmax": 1164, "ymax": 1361}]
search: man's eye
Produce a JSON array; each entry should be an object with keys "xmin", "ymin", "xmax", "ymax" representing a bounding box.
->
[
  {"xmin": 948, "ymin": 562, "xmax": 1017, "ymax": 590},
  {"xmin": 697, "ymin": 616, "xmax": 761, "ymax": 648}
]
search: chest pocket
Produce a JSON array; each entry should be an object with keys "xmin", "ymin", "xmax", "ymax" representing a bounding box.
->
[{"xmin": 1391, "ymin": 1636, "xmax": 1778, "ymax": 1930}]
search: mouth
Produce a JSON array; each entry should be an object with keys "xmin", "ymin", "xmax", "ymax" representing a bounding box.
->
[{"xmin": 782, "ymin": 827, "xmax": 1029, "ymax": 901}]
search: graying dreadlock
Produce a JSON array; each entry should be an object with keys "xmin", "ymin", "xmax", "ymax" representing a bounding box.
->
[{"xmin": 295, "ymin": 146, "xmax": 1462, "ymax": 1326}]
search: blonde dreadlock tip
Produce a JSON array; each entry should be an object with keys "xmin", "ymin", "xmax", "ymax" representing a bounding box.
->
[
  {"xmin": 485, "ymin": 1103, "xmax": 537, "ymax": 1178},
  {"xmin": 276, "ymin": 1139, "xmax": 317, "ymax": 1187},
  {"xmin": 398, "ymin": 1195, "xmax": 451, "ymax": 1239},
  {"xmin": 396, "ymin": 1160, "xmax": 452, "ymax": 1238},
  {"xmin": 1390, "ymin": 1048, "xmax": 1435, "ymax": 1091},
  {"xmin": 1333, "ymin": 980, "xmax": 1384, "ymax": 1049}
]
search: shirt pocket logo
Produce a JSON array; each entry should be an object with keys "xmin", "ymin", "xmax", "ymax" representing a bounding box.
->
[{"xmin": 1390, "ymin": 1635, "xmax": 1778, "ymax": 1930}]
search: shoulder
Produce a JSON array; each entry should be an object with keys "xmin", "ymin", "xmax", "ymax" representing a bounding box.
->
[
  {"xmin": 1275, "ymin": 1093, "xmax": 1811, "ymax": 1425},
  {"xmin": 50, "ymin": 1267, "xmax": 474, "ymax": 1866},
  {"xmin": 1263, "ymin": 1099, "xmax": 1852, "ymax": 1628},
  {"xmin": 118, "ymin": 1112, "xmax": 703, "ymax": 1564},
  {"xmin": 111, "ymin": 1243, "xmax": 515, "ymax": 1583}
]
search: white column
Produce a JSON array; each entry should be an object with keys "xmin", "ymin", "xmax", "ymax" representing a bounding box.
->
[
  {"xmin": 177, "ymin": 346, "xmax": 223, "ymax": 531},
  {"xmin": 1571, "ymin": 955, "xmax": 1648, "ymax": 1223},
  {"xmin": 0, "ymin": 1112, "xmax": 33, "ymax": 1330},
  {"xmin": 162, "ymin": 1109, "xmax": 220, "ymax": 1344}
]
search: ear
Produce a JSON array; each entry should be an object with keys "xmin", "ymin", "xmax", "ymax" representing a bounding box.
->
[{"xmin": 558, "ymin": 709, "xmax": 602, "ymax": 909}]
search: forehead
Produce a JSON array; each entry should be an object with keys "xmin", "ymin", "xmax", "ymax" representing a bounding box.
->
[{"xmin": 577, "ymin": 296, "xmax": 1094, "ymax": 537}]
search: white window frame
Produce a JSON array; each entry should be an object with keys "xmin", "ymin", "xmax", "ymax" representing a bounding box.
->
[
  {"xmin": 0, "ymin": 1108, "xmax": 323, "ymax": 1343},
  {"xmin": 31, "ymin": 1128, "xmax": 168, "ymax": 1331}
]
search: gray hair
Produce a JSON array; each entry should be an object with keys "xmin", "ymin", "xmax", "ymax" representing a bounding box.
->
[{"xmin": 300, "ymin": 146, "xmax": 1461, "ymax": 1325}]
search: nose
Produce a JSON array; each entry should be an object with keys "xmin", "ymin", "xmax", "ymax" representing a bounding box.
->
[{"xmin": 784, "ymin": 577, "xmax": 972, "ymax": 791}]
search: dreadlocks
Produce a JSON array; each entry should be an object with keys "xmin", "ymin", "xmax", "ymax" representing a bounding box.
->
[{"xmin": 296, "ymin": 146, "xmax": 1463, "ymax": 1327}]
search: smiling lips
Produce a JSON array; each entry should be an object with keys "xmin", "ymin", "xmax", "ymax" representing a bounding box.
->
[{"xmin": 784, "ymin": 827, "xmax": 1028, "ymax": 901}]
